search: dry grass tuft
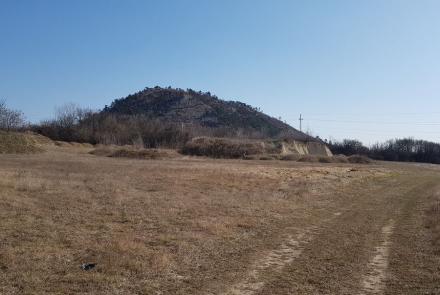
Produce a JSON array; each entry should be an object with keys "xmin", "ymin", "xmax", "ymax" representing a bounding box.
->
[
  {"xmin": 243, "ymin": 153, "xmax": 367, "ymax": 164},
  {"xmin": 0, "ymin": 131, "xmax": 45, "ymax": 154},
  {"xmin": 347, "ymin": 155, "xmax": 372, "ymax": 164},
  {"xmin": 90, "ymin": 146, "xmax": 178, "ymax": 160},
  {"xmin": 55, "ymin": 141, "xmax": 94, "ymax": 149},
  {"xmin": 297, "ymin": 154, "xmax": 371, "ymax": 164},
  {"xmin": 297, "ymin": 155, "xmax": 320, "ymax": 163},
  {"xmin": 280, "ymin": 154, "xmax": 301, "ymax": 161},
  {"xmin": 110, "ymin": 148, "xmax": 174, "ymax": 159},
  {"xmin": 332, "ymin": 155, "xmax": 350, "ymax": 163}
]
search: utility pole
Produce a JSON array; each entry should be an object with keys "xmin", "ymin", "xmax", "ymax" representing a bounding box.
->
[{"xmin": 299, "ymin": 114, "xmax": 303, "ymax": 132}]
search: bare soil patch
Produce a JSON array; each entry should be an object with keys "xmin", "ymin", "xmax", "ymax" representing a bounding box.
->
[{"xmin": 360, "ymin": 220, "xmax": 395, "ymax": 294}]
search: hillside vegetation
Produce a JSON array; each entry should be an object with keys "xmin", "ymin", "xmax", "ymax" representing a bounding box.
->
[
  {"xmin": 0, "ymin": 131, "xmax": 46, "ymax": 154},
  {"xmin": 34, "ymin": 87, "xmax": 316, "ymax": 148},
  {"xmin": 105, "ymin": 87, "xmax": 309, "ymax": 140}
]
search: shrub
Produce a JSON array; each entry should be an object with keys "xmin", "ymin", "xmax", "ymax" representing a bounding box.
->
[
  {"xmin": 347, "ymin": 155, "xmax": 372, "ymax": 164},
  {"xmin": 259, "ymin": 155, "xmax": 275, "ymax": 161},
  {"xmin": 332, "ymin": 155, "xmax": 349, "ymax": 163},
  {"xmin": 110, "ymin": 149, "xmax": 169, "ymax": 160},
  {"xmin": 90, "ymin": 146, "xmax": 176, "ymax": 160},
  {"xmin": 280, "ymin": 154, "xmax": 301, "ymax": 161},
  {"xmin": 318, "ymin": 156, "xmax": 333, "ymax": 163},
  {"xmin": 297, "ymin": 155, "xmax": 319, "ymax": 163},
  {"xmin": 180, "ymin": 137, "xmax": 264, "ymax": 159}
]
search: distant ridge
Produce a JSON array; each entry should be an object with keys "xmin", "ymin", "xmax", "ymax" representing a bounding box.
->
[{"xmin": 104, "ymin": 86, "xmax": 315, "ymax": 141}]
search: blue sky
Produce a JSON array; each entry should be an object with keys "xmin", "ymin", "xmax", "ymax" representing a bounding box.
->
[{"xmin": 1, "ymin": 0, "xmax": 440, "ymax": 144}]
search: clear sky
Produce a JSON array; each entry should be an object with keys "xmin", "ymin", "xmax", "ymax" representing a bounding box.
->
[{"xmin": 1, "ymin": 0, "xmax": 440, "ymax": 144}]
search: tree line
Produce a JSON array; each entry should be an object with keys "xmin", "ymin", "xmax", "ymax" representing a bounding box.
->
[
  {"xmin": 0, "ymin": 100, "xmax": 286, "ymax": 148},
  {"xmin": 329, "ymin": 138, "xmax": 440, "ymax": 164},
  {"xmin": 2, "ymin": 99, "xmax": 440, "ymax": 164},
  {"xmin": 33, "ymin": 103, "xmax": 190, "ymax": 148},
  {"xmin": 33, "ymin": 103, "xmax": 266, "ymax": 148}
]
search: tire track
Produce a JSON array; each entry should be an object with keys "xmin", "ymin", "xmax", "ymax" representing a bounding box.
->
[
  {"xmin": 220, "ymin": 225, "xmax": 319, "ymax": 295},
  {"xmin": 359, "ymin": 220, "xmax": 395, "ymax": 295}
]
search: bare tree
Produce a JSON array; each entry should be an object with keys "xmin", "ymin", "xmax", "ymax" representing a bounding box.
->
[
  {"xmin": 0, "ymin": 99, "xmax": 7, "ymax": 124},
  {"xmin": 0, "ymin": 99, "xmax": 25, "ymax": 131},
  {"xmin": 55, "ymin": 103, "xmax": 92, "ymax": 129}
]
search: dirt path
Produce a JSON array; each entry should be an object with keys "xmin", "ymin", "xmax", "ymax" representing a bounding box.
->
[
  {"xmin": 222, "ymin": 225, "xmax": 318, "ymax": 295},
  {"xmin": 359, "ymin": 220, "xmax": 395, "ymax": 294},
  {"xmin": 211, "ymin": 171, "xmax": 440, "ymax": 295}
]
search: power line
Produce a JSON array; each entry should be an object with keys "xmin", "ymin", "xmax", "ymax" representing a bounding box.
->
[
  {"xmin": 310, "ymin": 127, "xmax": 440, "ymax": 135},
  {"xmin": 297, "ymin": 111, "xmax": 440, "ymax": 116},
  {"xmin": 303, "ymin": 119, "xmax": 440, "ymax": 125}
]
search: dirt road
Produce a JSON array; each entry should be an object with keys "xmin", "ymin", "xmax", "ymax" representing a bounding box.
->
[
  {"xmin": 0, "ymin": 149, "xmax": 439, "ymax": 294},
  {"xmin": 211, "ymin": 169, "xmax": 440, "ymax": 295}
]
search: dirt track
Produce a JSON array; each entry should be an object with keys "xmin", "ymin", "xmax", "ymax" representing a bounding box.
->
[
  {"xmin": 215, "ymin": 169, "xmax": 440, "ymax": 295},
  {"xmin": 0, "ymin": 149, "xmax": 439, "ymax": 294}
]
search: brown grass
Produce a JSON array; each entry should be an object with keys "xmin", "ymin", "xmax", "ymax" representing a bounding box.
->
[
  {"xmin": 0, "ymin": 131, "xmax": 45, "ymax": 154},
  {"xmin": 55, "ymin": 141, "xmax": 94, "ymax": 149},
  {"xmin": 297, "ymin": 155, "xmax": 348, "ymax": 164},
  {"xmin": 0, "ymin": 148, "xmax": 390, "ymax": 294},
  {"xmin": 297, "ymin": 155, "xmax": 319, "ymax": 163},
  {"xmin": 279, "ymin": 154, "xmax": 301, "ymax": 161},
  {"xmin": 332, "ymin": 155, "xmax": 350, "ymax": 163},
  {"xmin": 241, "ymin": 153, "xmax": 369, "ymax": 164},
  {"xmin": 347, "ymin": 154, "xmax": 372, "ymax": 164},
  {"xmin": 90, "ymin": 146, "xmax": 178, "ymax": 160},
  {"xmin": 180, "ymin": 137, "xmax": 265, "ymax": 158},
  {"xmin": 426, "ymin": 197, "xmax": 440, "ymax": 255},
  {"xmin": 296, "ymin": 154, "xmax": 372, "ymax": 164}
]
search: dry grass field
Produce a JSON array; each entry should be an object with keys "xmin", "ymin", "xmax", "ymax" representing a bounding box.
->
[{"xmin": 0, "ymin": 144, "xmax": 439, "ymax": 294}]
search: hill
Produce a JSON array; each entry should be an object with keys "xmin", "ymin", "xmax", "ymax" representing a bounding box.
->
[{"xmin": 104, "ymin": 87, "xmax": 313, "ymax": 141}]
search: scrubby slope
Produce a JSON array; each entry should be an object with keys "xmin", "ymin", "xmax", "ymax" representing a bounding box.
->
[
  {"xmin": 104, "ymin": 87, "xmax": 312, "ymax": 140},
  {"xmin": 0, "ymin": 131, "xmax": 47, "ymax": 154}
]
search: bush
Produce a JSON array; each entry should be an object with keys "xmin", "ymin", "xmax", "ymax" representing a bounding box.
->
[
  {"xmin": 180, "ymin": 137, "xmax": 264, "ymax": 159},
  {"xmin": 259, "ymin": 155, "xmax": 276, "ymax": 161},
  {"xmin": 35, "ymin": 111, "xmax": 190, "ymax": 149},
  {"xmin": 110, "ymin": 149, "xmax": 169, "ymax": 160},
  {"xmin": 297, "ymin": 155, "xmax": 319, "ymax": 163},
  {"xmin": 90, "ymin": 146, "xmax": 176, "ymax": 160},
  {"xmin": 332, "ymin": 155, "xmax": 349, "ymax": 163},
  {"xmin": 297, "ymin": 155, "xmax": 358, "ymax": 164},
  {"xmin": 347, "ymin": 155, "xmax": 372, "ymax": 164},
  {"xmin": 280, "ymin": 154, "xmax": 301, "ymax": 161},
  {"xmin": 318, "ymin": 156, "xmax": 333, "ymax": 163}
]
